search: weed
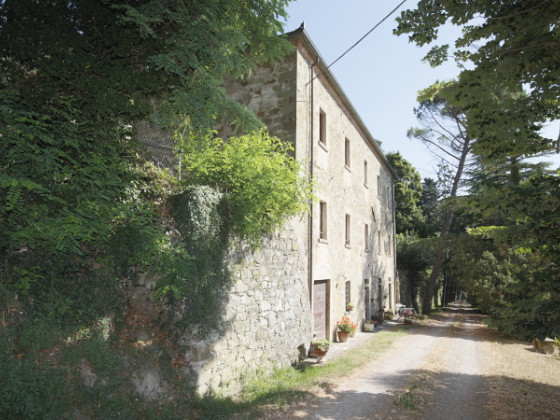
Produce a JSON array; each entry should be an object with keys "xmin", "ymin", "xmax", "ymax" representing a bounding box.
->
[
  {"xmin": 393, "ymin": 374, "xmax": 430, "ymax": 411},
  {"xmin": 394, "ymin": 387, "xmax": 421, "ymax": 410}
]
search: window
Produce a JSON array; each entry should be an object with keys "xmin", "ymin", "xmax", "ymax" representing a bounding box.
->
[
  {"xmin": 363, "ymin": 160, "xmax": 368, "ymax": 186},
  {"xmin": 387, "ymin": 186, "xmax": 390, "ymax": 206},
  {"xmin": 319, "ymin": 201, "xmax": 327, "ymax": 240},
  {"xmin": 378, "ymin": 230, "xmax": 381, "ymax": 254},
  {"xmin": 345, "ymin": 281, "xmax": 351, "ymax": 307},
  {"xmin": 377, "ymin": 175, "xmax": 381, "ymax": 198},
  {"xmin": 345, "ymin": 214, "xmax": 351, "ymax": 246},
  {"xmin": 344, "ymin": 137, "xmax": 350, "ymax": 168},
  {"xmin": 388, "ymin": 233, "xmax": 391, "ymax": 256},
  {"xmin": 319, "ymin": 109, "xmax": 327, "ymax": 146},
  {"xmin": 364, "ymin": 224, "xmax": 369, "ymax": 252}
]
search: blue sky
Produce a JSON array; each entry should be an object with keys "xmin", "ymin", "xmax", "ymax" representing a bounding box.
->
[{"xmin": 282, "ymin": 0, "xmax": 560, "ymax": 179}]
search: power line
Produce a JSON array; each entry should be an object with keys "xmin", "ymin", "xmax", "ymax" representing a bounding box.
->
[{"xmin": 325, "ymin": 0, "xmax": 408, "ymax": 72}]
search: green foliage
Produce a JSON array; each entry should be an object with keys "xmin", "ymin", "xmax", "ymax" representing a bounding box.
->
[
  {"xmin": 0, "ymin": 0, "xmax": 298, "ymax": 326},
  {"xmin": 177, "ymin": 129, "xmax": 313, "ymax": 244},
  {"xmin": 453, "ymin": 171, "xmax": 560, "ymax": 339},
  {"xmin": 395, "ymin": 0, "xmax": 560, "ymax": 159},
  {"xmin": 418, "ymin": 178, "xmax": 442, "ymax": 237},
  {"xmin": 152, "ymin": 186, "xmax": 230, "ymax": 331},
  {"xmin": 0, "ymin": 350, "xmax": 69, "ymax": 419},
  {"xmin": 311, "ymin": 339, "xmax": 331, "ymax": 351},
  {"xmin": 397, "ymin": 234, "xmax": 435, "ymax": 309},
  {"xmin": 385, "ymin": 152, "xmax": 425, "ymax": 235}
]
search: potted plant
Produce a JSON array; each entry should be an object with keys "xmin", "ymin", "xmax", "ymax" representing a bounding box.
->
[
  {"xmin": 364, "ymin": 316, "xmax": 377, "ymax": 332},
  {"xmin": 336, "ymin": 316, "xmax": 353, "ymax": 342},
  {"xmin": 311, "ymin": 339, "xmax": 331, "ymax": 363},
  {"xmin": 384, "ymin": 310, "xmax": 394, "ymax": 320},
  {"xmin": 350, "ymin": 321, "xmax": 358, "ymax": 337},
  {"xmin": 346, "ymin": 302, "xmax": 355, "ymax": 312}
]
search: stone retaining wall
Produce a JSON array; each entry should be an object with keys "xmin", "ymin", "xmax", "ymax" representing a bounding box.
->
[{"xmin": 179, "ymin": 221, "xmax": 311, "ymax": 395}]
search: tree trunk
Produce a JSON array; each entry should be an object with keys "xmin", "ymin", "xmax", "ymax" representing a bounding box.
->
[{"xmin": 423, "ymin": 206, "xmax": 455, "ymax": 313}]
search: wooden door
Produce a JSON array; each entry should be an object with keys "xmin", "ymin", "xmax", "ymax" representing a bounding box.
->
[{"xmin": 313, "ymin": 280, "xmax": 328, "ymax": 339}]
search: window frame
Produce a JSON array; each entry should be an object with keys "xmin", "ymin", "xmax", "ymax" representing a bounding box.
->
[
  {"xmin": 319, "ymin": 201, "xmax": 328, "ymax": 241},
  {"xmin": 345, "ymin": 213, "xmax": 351, "ymax": 247},
  {"xmin": 344, "ymin": 137, "xmax": 351, "ymax": 169},
  {"xmin": 319, "ymin": 109, "xmax": 327, "ymax": 146}
]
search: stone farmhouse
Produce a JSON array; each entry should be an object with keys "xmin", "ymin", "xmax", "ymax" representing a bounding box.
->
[{"xmin": 138, "ymin": 27, "xmax": 397, "ymax": 395}]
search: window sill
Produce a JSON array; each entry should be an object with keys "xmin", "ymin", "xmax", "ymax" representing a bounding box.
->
[
  {"xmin": 318, "ymin": 238, "xmax": 328, "ymax": 244},
  {"xmin": 318, "ymin": 141, "xmax": 328, "ymax": 152}
]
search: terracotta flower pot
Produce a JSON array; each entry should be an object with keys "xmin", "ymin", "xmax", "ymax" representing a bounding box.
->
[
  {"xmin": 337, "ymin": 331, "xmax": 350, "ymax": 342},
  {"xmin": 312, "ymin": 346, "xmax": 329, "ymax": 363}
]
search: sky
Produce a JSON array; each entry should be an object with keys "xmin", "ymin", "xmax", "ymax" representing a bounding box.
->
[{"xmin": 281, "ymin": 0, "xmax": 560, "ymax": 179}]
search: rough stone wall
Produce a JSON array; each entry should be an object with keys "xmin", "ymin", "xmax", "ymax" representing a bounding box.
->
[
  {"xmin": 222, "ymin": 54, "xmax": 298, "ymax": 151},
  {"xmin": 180, "ymin": 220, "xmax": 310, "ymax": 395},
  {"xmin": 173, "ymin": 50, "xmax": 313, "ymax": 396}
]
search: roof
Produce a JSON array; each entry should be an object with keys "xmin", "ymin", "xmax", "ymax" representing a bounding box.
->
[{"xmin": 285, "ymin": 27, "xmax": 398, "ymax": 180}]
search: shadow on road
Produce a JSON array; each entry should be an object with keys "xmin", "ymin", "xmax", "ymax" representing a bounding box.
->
[{"xmin": 258, "ymin": 369, "xmax": 560, "ymax": 420}]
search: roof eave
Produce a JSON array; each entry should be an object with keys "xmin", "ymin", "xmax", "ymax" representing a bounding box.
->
[{"xmin": 285, "ymin": 27, "xmax": 398, "ymax": 180}]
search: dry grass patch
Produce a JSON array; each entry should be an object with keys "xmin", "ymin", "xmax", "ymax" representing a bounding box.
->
[{"xmin": 481, "ymin": 330, "xmax": 560, "ymax": 420}]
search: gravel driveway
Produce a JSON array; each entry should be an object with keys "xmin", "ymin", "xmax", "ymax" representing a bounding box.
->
[{"xmin": 264, "ymin": 303, "xmax": 493, "ymax": 419}]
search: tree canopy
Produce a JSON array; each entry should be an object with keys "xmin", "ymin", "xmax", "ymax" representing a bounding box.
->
[
  {"xmin": 0, "ymin": 0, "xmax": 302, "ymax": 324},
  {"xmin": 395, "ymin": 0, "xmax": 560, "ymax": 337},
  {"xmin": 395, "ymin": 0, "xmax": 560, "ymax": 161},
  {"xmin": 385, "ymin": 152, "xmax": 424, "ymax": 235}
]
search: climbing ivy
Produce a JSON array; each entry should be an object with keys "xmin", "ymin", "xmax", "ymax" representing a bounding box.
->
[
  {"xmin": 0, "ymin": 0, "xmax": 294, "ymax": 323},
  {"xmin": 176, "ymin": 129, "xmax": 314, "ymax": 245}
]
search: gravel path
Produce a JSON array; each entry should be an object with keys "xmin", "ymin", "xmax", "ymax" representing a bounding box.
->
[{"xmin": 264, "ymin": 303, "xmax": 493, "ymax": 419}]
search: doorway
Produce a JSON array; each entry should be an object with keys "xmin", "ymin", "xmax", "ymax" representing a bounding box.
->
[
  {"xmin": 364, "ymin": 285, "xmax": 371, "ymax": 321},
  {"xmin": 313, "ymin": 280, "xmax": 329, "ymax": 340}
]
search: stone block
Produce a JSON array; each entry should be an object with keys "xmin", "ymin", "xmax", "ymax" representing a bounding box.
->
[{"xmin": 186, "ymin": 342, "xmax": 215, "ymax": 363}]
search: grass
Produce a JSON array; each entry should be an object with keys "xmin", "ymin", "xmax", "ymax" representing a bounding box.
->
[{"xmin": 214, "ymin": 327, "xmax": 413, "ymax": 418}]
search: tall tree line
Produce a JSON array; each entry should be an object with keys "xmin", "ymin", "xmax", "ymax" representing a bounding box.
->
[{"xmin": 391, "ymin": 0, "xmax": 559, "ymax": 340}]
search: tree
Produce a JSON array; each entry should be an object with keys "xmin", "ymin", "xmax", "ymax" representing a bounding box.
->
[
  {"xmin": 0, "ymin": 0, "xmax": 296, "ymax": 322},
  {"xmin": 396, "ymin": 234, "xmax": 435, "ymax": 311},
  {"xmin": 418, "ymin": 178, "xmax": 441, "ymax": 238},
  {"xmin": 457, "ymin": 171, "xmax": 560, "ymax": 340},
  {"xmin": 176, "ymin": 129, "xmax": 313, "ymax": 244},
  {"xmin": 394, "ymin": 0, "xmax": 560, "ymax": 336},
  {"xmin": 385, "ymin": 152, "xmax": 425, "ymax": 235},
  {"xmin": 395, "ymin": 0, "xmax": 560, "ymax": 161},
  {"xmin": 407, "ymin": 82, "xmax": 472, "ymax": 313}
]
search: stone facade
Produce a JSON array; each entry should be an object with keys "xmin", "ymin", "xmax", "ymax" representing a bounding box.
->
[
  {"xmin": 145, "ymin": 27, "xmax": 398, "ymax": 396},
  {"xmin": 223, "ymin": 27, "xmax": 398, "ymax": 347}
]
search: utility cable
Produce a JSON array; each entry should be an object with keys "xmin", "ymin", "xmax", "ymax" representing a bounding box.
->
[{"xmin": 325, "ymin": 0, "xmax": 408, "ymax": 72}]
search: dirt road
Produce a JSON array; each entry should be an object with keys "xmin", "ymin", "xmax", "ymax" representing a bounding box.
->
[{"xmin": 263, "ymin": 303, "xmax": 560, "ymax": 419}]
